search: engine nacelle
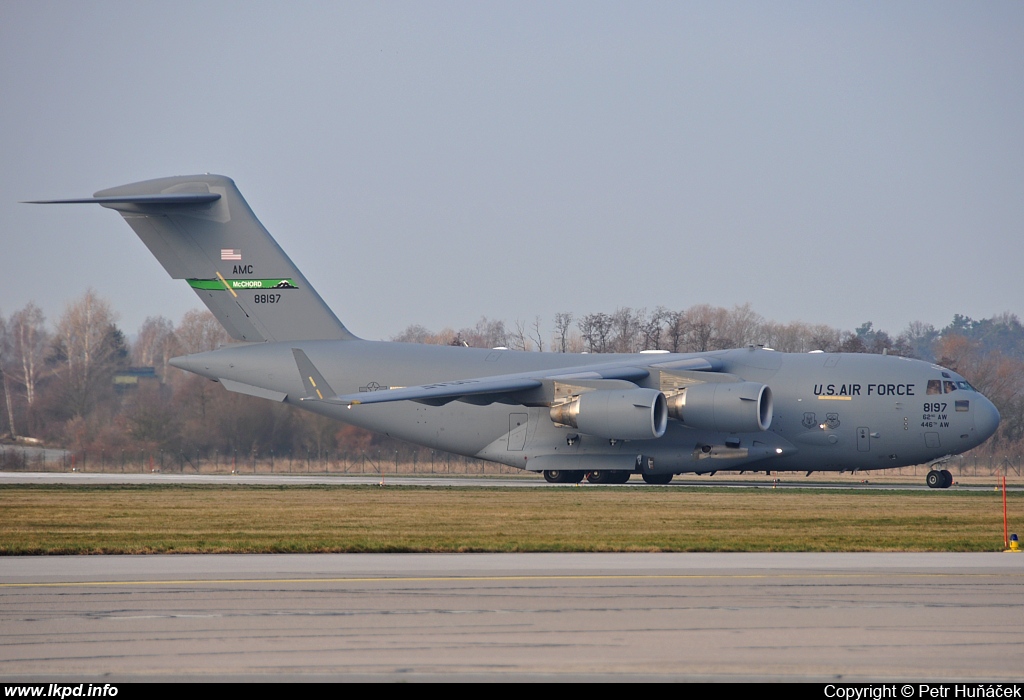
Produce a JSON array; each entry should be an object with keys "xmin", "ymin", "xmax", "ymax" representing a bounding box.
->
[
  {"xmin": 549, "ymin": 388, "xmax": 668, "ymax": 440},
  {"xmin": 665, "ymin": 381, "xmax": 772, "ymax": 432}
]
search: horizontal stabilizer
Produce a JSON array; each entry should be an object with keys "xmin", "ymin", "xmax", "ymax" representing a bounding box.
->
[
  {"xmin": 24, "ymin": 193, "xmax": 221, "ymax": 206},
  {"xmin": 29, "ymin": 175, "xmax": 356, "ymax": 343}
]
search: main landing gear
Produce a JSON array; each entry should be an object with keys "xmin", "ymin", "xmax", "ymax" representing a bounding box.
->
[
  {"xmin": 926, "ymin": 469, "xmax": 953, "ymax": 489},
  {"xmin": 543, "ymin": 470, "xmax": 586, "ymax": 484},
  {"xmin": 542, "ymin": 469, "xmax": 672, "ymax": 485},
  {"xmin": 585, "ymin": 470, "xmax": 632, "ymax": 484}
]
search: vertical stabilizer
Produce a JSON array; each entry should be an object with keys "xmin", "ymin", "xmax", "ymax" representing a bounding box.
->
[{"xmin": 58, "ymin": 175, "xmax": 356, "ymax": 342}]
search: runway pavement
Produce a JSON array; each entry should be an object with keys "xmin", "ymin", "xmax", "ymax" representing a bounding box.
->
[
  {"xmin": 2, "ymin": 470, "xmax": 1018, "ymax": 490},
  {"xmin": 1, "ymin": 553, "xmax": 1022, "ymax": 681}
]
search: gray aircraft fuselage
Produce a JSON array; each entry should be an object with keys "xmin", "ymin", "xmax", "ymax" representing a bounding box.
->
[{"xmin": 172, "ymin": 339, "xmax": 999, "ymax": 476}]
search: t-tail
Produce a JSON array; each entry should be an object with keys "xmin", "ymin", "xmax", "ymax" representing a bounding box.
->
[{"xmin": 29, "ymin": 174, "xmax": 356, "ymax": 342}]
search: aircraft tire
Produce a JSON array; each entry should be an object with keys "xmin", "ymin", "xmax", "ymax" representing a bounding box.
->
[
  {"xmin": 926, "ymin": 470, "xmax": 943, "ymax": 489},
  {"xmin": 586, "ymin": 470, "xmax": 632, "ymax": 484},
  {"xmin": 641, "ymin": 473, "xmax": 673, "ymax": 485},
  {"xmin": 941, "ymin": 469, "xmax": 953, "ymax": 488},
  {"xmin": 543, "ymin": 470, "xmax": 587, "ymax": 484}
]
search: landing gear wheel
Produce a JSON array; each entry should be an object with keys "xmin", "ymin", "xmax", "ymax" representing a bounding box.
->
[
  {"xmin": 926, "ymin": 470, "xmax": 946, "ymax": 489},
  {"xmin": 641, "ymin": 473, "xmax": 673, "ymax": 485},
  {"xmin": 544, "ymin": 470, "xmax": 586, "ymax": 484},
  {"xmin": 940, "ymin": 469, "xmax": 953, "ymax": 488},
  {"xmin": 586, "ymin": 470, "xmax": 632, "ymax": 484}
]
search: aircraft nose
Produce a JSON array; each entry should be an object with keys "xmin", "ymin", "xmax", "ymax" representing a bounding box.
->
[{"xmin": 974, "ymin": 395, "xmax": 1000, "ymax": 443}]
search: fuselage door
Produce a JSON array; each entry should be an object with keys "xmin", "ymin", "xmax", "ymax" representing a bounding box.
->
[
  {"xmin": 508, "ymin": 413, "xmax": 528, "ymax": 451},
  {"xmin": 857, "ymin": 426, "xmax": 871, "ymax": 452}
]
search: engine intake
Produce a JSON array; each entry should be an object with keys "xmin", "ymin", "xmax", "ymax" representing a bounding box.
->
[
  {"xmin": 550, "ymin": 388, "xmax": 668, "ymax": 440},
  {"xmin": 665, "ymin": 382, "xmax": 772, "ymax": 432}
]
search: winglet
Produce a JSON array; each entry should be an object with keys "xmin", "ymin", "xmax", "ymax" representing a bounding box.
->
[{"xmin": 292, "ymin": 348, "xmax": 336, "ymax": 401}]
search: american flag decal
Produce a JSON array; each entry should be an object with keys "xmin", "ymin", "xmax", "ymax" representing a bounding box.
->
[{"xmin": 221, "ymin": 249, "xmax": 242, "ymax": 261}]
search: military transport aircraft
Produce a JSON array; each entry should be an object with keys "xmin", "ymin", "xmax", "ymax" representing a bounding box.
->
[{"xmin": 31, "ymin": 175, "xmax": 1000, "ymax": 488}]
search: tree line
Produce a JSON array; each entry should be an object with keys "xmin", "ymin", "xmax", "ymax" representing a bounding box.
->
[{"xmin": 2, "ymin": 292, "xmax": 1022, "ymax": 465}]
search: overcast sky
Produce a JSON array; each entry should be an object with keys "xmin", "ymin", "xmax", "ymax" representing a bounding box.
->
[{"xmin": 2, "ymin": 1, "xmax": 1021, "ymax": 343}]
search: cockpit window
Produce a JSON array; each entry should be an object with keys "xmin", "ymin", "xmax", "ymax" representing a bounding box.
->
[
  {"xmin": 927, "ymin": 380, "xmax": 942, "ymax": 395},
  {"xmin": 956, "ymin": 380, "xmax": 975, "ymax": 391},
  {"xmin": 941, "ymin": 372, "xmax": 951, "ymax": 379},
  {"xmin": 944, "ymin": 381, "xmax": 957, "ymax": 393}
]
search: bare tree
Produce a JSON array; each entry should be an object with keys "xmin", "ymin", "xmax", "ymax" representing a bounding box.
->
[
  {"xmin": 725, "ymin": 303, "xmax": 763, "ymax": 348},
  {"xmin": 663, "ymin": 309, "xmax": 687, "ymax": 353},
  {"xmin": 391, "ymin": 324, "xmax": 435, "ymax": 344},
  {"xmin": 641, "ymin": 307, "xmax": 668, "ymax": 351},
  {"xmin": 610, "ymin": 307, "xmax": 642, "ymax": 353},
  {"xmin": 529, "ymin": 316, "xmax": 545, "ymax": 353},
  {"xmin": 468, "ymin": 317, "xmax": 508, "ymax": 348},
  {"xmin": 553, "ymin": 312, "xmax": 574, "ymax": 353},
  {"xmin": 510, "ymin": 319, "xmax": 531, "ymax": 352},
  {"xmin": 175, "ymin": 309, "xmax": 230, "ymax": 355},
  {"xmin": 578, "ymin": 312, "xmax": 612, "ymax": 353},
  {"xmin": 808, "ymin": 324, "xmax": 842, "ymax": 353},
  {"xmin": 133, "ymin": 316, "xmax": 177, "ymax": 379},
  {"xmin": 682, "ymin": 304, "xmax": 725, "ymax": 352},
  {"xmin": 7, "ymin": 303, "xmax": 48, "ymax": 410},
  {"xmin": 0, "ymin": 311, "xmax": 14, "ymax": 437},
  {"xmin": 51, "ymin": 290, "xmax": 127, "ymax": 417}
]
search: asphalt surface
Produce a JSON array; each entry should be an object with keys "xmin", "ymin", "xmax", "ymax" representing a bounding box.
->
[
  {"xmin": 1, "ymin": 552, "xmax": 1022, "ymax": 681},
  {"xmin": 1, "ymin": 470, "xmax": 1019, "ymax": 491},
  {"xmin": 3, "ymin": 471, "xmax": 1021, "ymax": 681}
]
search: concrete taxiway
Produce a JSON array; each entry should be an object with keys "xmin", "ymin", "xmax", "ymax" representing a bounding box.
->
[{"xmin": 1, "ymin": 553, "xmax": 1022, "ymax": 681}]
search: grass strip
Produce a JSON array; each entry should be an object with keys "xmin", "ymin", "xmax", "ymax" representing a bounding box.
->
[{"xmin": 0, "ymin": 484, "xmax": 1017, "ymax": 554}]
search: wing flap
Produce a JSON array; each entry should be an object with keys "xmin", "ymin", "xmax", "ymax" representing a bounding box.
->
[{"xmin": 327, "ymin": 376, "xmax": 544, "ymax": 406}]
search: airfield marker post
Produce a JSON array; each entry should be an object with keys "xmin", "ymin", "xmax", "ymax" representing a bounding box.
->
[{"xmin": 1003, "ymin": 476, "xmax": 1008, "ymax": 549}]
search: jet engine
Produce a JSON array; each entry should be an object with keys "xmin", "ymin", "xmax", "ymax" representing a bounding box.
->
[
  {"xmin": 549, "ymin": 388, "xmax": 668, "ymax": 440},
  {"xmin": 665, "ymin": 382, "xmax": 772, "ymax": 432}
]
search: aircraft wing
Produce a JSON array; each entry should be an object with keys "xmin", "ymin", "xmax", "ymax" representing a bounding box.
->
[{"xmin": 304, "ymin": 353, "xmax": 724, "ymax": 407}]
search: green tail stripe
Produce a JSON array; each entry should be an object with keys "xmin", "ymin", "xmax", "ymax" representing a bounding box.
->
[{"xmin": 188, "ymin": 278, "xmax": 298, "ymax": 291}]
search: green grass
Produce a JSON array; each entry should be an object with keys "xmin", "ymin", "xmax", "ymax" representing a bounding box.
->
[{"xmin": 0, "ymin": 484, "xmax": 1017, "ymax": 554}]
